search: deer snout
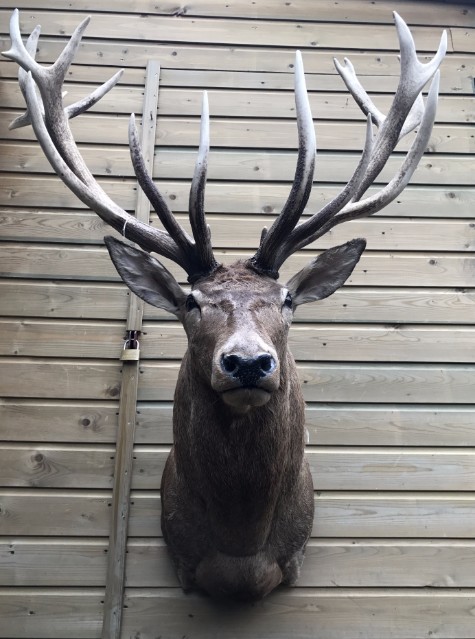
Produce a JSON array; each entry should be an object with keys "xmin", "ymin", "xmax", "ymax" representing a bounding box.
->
[{"xmin": 221, "ymin": 353, "xmax": 276, "ymax": 386}]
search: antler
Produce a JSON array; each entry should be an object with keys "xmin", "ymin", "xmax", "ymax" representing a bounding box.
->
[
  {"xmin": 249, "ymin": 12, "xmax": 447, "ymax": 278},
  {"xmin": 2, "ymin": 9, "xmax": 217, "ymax": 283}
]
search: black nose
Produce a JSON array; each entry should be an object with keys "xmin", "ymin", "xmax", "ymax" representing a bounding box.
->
[{"xmin": 221, "ymin": 353, "xmax": 276, "ymax": 386}]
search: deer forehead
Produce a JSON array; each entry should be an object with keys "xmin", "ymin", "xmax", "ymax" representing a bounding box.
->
[{"xmin": 192, "ymin": 263, "xmax": 287, "ymax": 309}]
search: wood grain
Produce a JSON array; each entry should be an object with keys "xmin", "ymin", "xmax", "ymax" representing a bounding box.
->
[
  {"xmin": 0, "ymin": 3, "xmax": 474, "ymax": 637},
  {"xmin": 3, "ymin": 176, "xmax": 474, "ymax": 218},
  {"xmin": 1, "ymin": 10, "xmax": 452, "ymax": 51},
  {"xmin": 2, "ymin": 489, "xmax": 475, "ymax": 538},
  {"xmin": 2, "ymin": 245, "xmax": 475, "ymax": 287},
  {"xmin": 2, "ymin": 0, "xmax": 473, "ymax": 26},
  {"xmin": 2, "ymin": 444, "xmax": 475, "ymax": 491},
  {"xmin": 2, "ymin": 318, "xmax": 475, "ymax": 363},
  {"xmin": 1, "ymin": 281, "xmax": 474, "ymax": 324},
  {"xmin": 2, "ymin": 538, "xmax": 475, "ymax": 588},
  {"xmin": 3, "ymin": 400, "xmax": 475, "ymax": 447},
  {"xmin": 1, "ymin": 61, "xmax": 472, "ymax": 94},
  {"xmin": 3, "ymin": 82, "xmax": 473, "ymax": 122}
]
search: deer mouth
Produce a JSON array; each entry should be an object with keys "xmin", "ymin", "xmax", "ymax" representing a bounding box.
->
[{"xmin": 221, "ymin": 387, "xmax": 271, "ymax": 411}]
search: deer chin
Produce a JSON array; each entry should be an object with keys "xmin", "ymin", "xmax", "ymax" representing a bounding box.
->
[{"xmin": 221, "ymin": 387, "xmax": 271, "ymax": 413}]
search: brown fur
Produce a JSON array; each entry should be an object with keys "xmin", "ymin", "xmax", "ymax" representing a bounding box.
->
[
  {"xmin": 160, "ymin": 262, "xmax": 314, "ymax": 600},
  {"xmin": 105, "ymin": 239, "xmax": 366, "ymax": 600}
]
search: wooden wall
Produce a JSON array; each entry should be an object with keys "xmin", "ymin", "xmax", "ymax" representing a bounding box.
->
[{"xmin": 1, "ymin": 1, "xmax": 475, "ymax": 637}]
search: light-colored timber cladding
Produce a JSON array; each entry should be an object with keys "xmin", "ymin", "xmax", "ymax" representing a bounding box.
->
[
  {"xmin": 1, "ymin": 1, "xmax": 475, "ymax": 638},
  {"xmin": 2, "ymin": 318, "xmax": 475, "ymax": 363},
  {"xmin": 2, "ymin": 537, "xmax": 475, "ymax": 587},
  {"xmin": 1, "ymin": 60, "xmax": 474, "ymax": 93},
  {"xmin": 2, "ymin": 245, "xmax": 475, "ymax": 287},
  {"xmin": 2, "ymin": 400, "xmax": 475, "ymax": 446},
  {"xmin": 1, "ymin": 489, "xmax": 475, "ymax": 538},
  {"xmin": 2, "ymin": 444, "xmax": 475, "ymax": 491}
]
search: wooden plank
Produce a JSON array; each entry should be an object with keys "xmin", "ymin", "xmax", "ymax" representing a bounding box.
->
[
  {"xmin": 1, "ymin": 586, "xmax": 474, "ymax": 639},
  {"xmin": 305, "ymin": 404, "xmax": 475, "ymax": 447},
  {"xmin": 102, "ymin": 59, "xmax": 159, "ymax": 639},
  {"xmin": 2, "ymin": 537, "xmax": 475, "ymax": 588},
  {"xmin": 131, "ymin": 402, "xmax": 475, "ymax": 448},
  {"xmin": 2, "ymin": 281, "xmax": 475, "ymax": 325},
  {"xmin": 2, "ymin": 245, "xmax": 475, "ymax": 288},
  {"xmin": 3, "ymin": 444, "xmax": 475, "ymax": 491},
  {"xmin": 0, "ymin": 490, "xmax": 113, "ymax": 536},
  {"xmin": 0, "ymin": 588, "xmax": 103, "ymax": 639},
  {"xmin": 0, "ymin": 444, "xmax": 116, "ymax": 489},
  {"xmin": 3, "ymin": 140, "xmax": 474, "ymax": 188},
  {"xmin": 452, "ymin": 27, "xmax": 475, "ymax": 53},
  {"xmin": 138, "ymin": 361, "xmax": 475, "ymax": 404},
  {"xmin": 312, "ymin": 491, "xmax": 475, "ymax": 538},
  {"xmin": 1, "ymin": 61, "xmax": 472, "ymax": 94},
  {"xmin": 2, "ymin": 358, "xmax": 475, "ymax": 403},
  {"xmin": 11, "ymin": 179, "xmax": 475, "ymax": 220},
  {"xmin": 2, "ymin": 0, "xmax": 473, "ymax": 27},
  {"xmin": 2, "ymin": 210, "xmax": 475, "ymax": 251},
  {"xmin": 2, "ymin": 319, "xmax": 475, "ymax": 363},
  {"xmin": 3, "ymin": 176, "xmax": 474, "ymax": 219},
  {"xmin": 121, "ymin": 588, "xmax": 475, "ymax": 639},
  {"xmin": 0, "ymin": 539, "xmax": 109, "ymax": 587},
  {"xmin": 3, "ymin": 400, "xmax": 475, "ymax": 447},
  {"xmin": 0, "ymin": 400, "xmax": 121, "ymax": 443},
  {"xmin": 0, "ymin": 320, "xmax": 124, "ymax": 359},
  {"xmin": 156, "ymin": 120, "xmax": 475, "ymax": 156},
  {"xmin": 2, "ymin": 115, "xmax": 474, "ymax": 155},
  {"xmin": 0, "ymin": 359, "xmax": 122, "ymax": 400},
  {"xmin": 156, "ymin": 66, "xmax": 475, "ymax": 95},
  {"xmin": 2, "ymin": 489, "xmax": 475, "ymax": 538},
  {"xmin": 0, "ymin": 281, "xmax": 130, "ymax": 321},
  {"xmin": 0, "ymin": 35, "xmax": 471, "ymax": 76},
  {"xmin": 156, "ymin": 88, "xmax": 473, "ymax": 122},
  {"xmin": 126, "ymin": 538, "xmax": 475, "ymax": 588},
  {"xmin": 3, "ymin": 82, "xmax": 473, "ymax": 122},
  {"xmin": 300, "ymin": 539, "xmax": 475, "ymax": 588},
  {"xmin": 2, "ymin": 11, "xmax": 453, "ymax": 52}
]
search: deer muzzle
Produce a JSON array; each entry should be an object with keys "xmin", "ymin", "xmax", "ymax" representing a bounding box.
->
[{"xmin": 212, "ymin": 342, "xmax": 280, "ymax": 411}]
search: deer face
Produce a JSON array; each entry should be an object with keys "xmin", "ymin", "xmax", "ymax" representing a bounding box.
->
[
  {"xmin": 105, "ymin": 236, "xmax": 366, "ymax": 412},
  {"xmin": 183, "ymin": 262, "xmax": 289, "ymax": 410}
]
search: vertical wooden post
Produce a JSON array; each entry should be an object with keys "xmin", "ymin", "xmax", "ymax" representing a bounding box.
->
[{"xmin": 102, "ymin": 60, "xmax": 160, "ymax": 639}]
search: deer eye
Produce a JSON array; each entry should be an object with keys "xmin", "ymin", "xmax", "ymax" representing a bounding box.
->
[
  {"xmin": 283, "ymin": 291, "xmax": 293, "ymax": 309},
  {"xmin": 185, "ymin": 294, "xmax": 200, "ymax": 312}
]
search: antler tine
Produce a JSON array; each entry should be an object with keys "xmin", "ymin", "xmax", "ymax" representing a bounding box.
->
[
  {"xmin": 285, "ymin": 68, "xmax": 440, "ymax": 258},
  {"xmin": 23, "ymin": 70, "xmax": 183, "ymax": 263},
  {"xmin": 250, "ymin": 51, "xmax": 316, "ymax": 277},
  {"xmin": 128, "ymin": 113, "xmax": 193, "ymax": 251},
  {"xmin": 129, "ymin": 96, "xmax": 218, "ymax": 282},
  {"xmin": 4, "ymin": 10, "xmax": 220, "ymax": 281},
  {"xmin": 334, "ymin": 55, "xmax": 424, "ymax": 142},
  {"xmin": 334, "ymin": 57, "xmax": 386, "ymax": 129},
  {"xmin": 189, "ymin": 92, "xmax": 219, "ymax": 276},
  {"xmin": 352, "ymin": 12, "xmax": 447, "ymax": 200},
  {"xmin": 8, "ymin": 14, "xmax": 124, "ymax": 132},
  {"xmin": 249, "ymin": 13, "xmax": 445, "ymax": 275},
  {"xmin": 276, "ymin": 114, "xmax": 374, "ymax": 264},
  {"xmin": 8, "ymin": 24, "xmax": 42, "ymax": 130},
  {"xmin": 4, "ymin": 11, "xmax": 202, "ymax": 273},
  {"xmin": 314, "ymin": 69, "xmax": 441, "ymax": 238},
  {"xmin": 3, "ymin": 10, "xmax": 46, "ymax": 80}
]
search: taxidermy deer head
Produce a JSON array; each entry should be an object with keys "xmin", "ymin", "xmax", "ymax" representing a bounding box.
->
[{"xmin": 4, "ymin": 10, "xmax": 445, "ymax": 600}]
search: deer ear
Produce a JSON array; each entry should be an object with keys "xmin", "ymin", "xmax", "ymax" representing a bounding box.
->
[
  {"xmin": 104, "ymin": 236, "xmax": 187, "ymax": 316},
  {"xmin": 286, "ymin": 238, "xmax": 366, "ymax": 306}
]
